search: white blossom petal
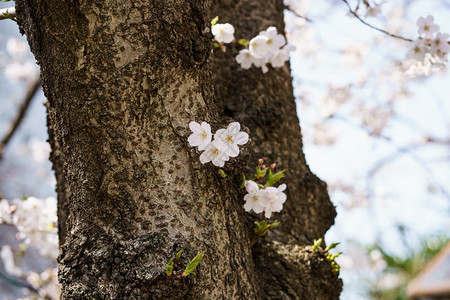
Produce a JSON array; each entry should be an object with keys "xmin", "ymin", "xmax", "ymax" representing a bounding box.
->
[
  {"xmin": 245, "ymin": 180, "xmax": 259, "ymax": 194},
  {"xmin": 212, "ymin": 23, "xmax": 235, "ymax": 43},
  {"xmin": 227, "ymin": 122, "xmax": 241, "ymax": 134},
  {"xmin": 249, "ymin": 35, "xmax": 272, "ymax": 59},
  {"xmin": 199, "ymin": 140, "xmax": 229, "ymax": 166},
  {"xmin": 188, "ymin": 121, "xmax": 212, "ymax": 150},
  {"xmin": 236, "ymin": 49, "xmax": 253, "ymax": 69},
  {"xmin": 234, "ymin": 132, "xmax": 249, "ymax": 145},
  {"xmin": 189, "ymin": 121, "xmax": 202, "ymax": 133}
]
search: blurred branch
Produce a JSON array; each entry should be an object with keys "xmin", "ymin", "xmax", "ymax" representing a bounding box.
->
[
  {"xmin": 366, "ymin": 140, "xmax": 450, "ymax": 202},
  {"xmin": 340, "ymin": 0, "xmax": 413, "ymax": 42},
  {"xmin": 330, "ymin": 114, "xmax": 450, "ymax": 201},
  {"xmin": 0, "ymin": 7, "xmax": 16, "ymax": 21},
  {"xmin": 0, "ymin": 270, "xmax": 39, "ymax": 295},
  {"xmin": 0, "ymin": 76, "xmax": 41, "ymax": 160},
  {"xmin": 284, "ymin": 6, "xmax": 314, "ymax": 23}
]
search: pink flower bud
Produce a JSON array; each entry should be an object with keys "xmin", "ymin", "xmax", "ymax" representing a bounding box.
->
[
  {"xmin": 258, "ymin": 158, "xmax": 264, "ymax": 165},
  {"xmin": 270, "ymin": 163, "xmax": 276, "ymax": 169},
  {"xmin": 261, "ymin": 164, "xmax": 266, "ymax": 169}
]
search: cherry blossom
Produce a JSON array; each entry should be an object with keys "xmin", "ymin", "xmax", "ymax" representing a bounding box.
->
[
  {"xmin": 188, "ymin": 121, "xmax": 212, "ymax": 151},
  {"xmin": 249, "ymin": 35, "xmax": 272, "ymax": 59},
  {"xmin": 243, "ymin": 181, "xmax": 267, "ymax": 214},
  {"xmin": 4, "ymin": 61, "xmax": 39, "ymax": 81},
  {"xmin": 432, "ymin": 32, "xmax": 449, "ymax": 54},
  {"xmin": 262, "ymin": 184, "xmax": 287, "ymax": 218},
  {"xmin": 236, "ymin": 49, "xmax": 254, "ymax": 69},
  {"xmin": 417, "ymin": 15, "xmax": 439, "ymax": 38},
  {"xmin": 236, "ymin": 26, "xmax": 294, "ymax": 73},
  {"xmin": 212, "ymin": 23, "xmax": 235, "ymax": 44},
  {"xmin": 269, "ymin": 48, "xmax": 290, "ymax": 68},
  {"xmin": 214, "ymin": 122, "xmax": 249, "ymax": 157},
  {"xmin": 188, "ymin": 121, "xmax": 248, "ymax": 167},
  {"xmin": 406, "ymin": 39, "xmax": 427, "ymax": 61},
  {"xmin": 199, "ymin": 139, "xmax": 229, "ymax": 167},
  {"xmin": 6, "ymin": 38, "xmax": 28, "ymax": 57},
  {"xmin": 259, "ymin": 26, "xmax": 286, "ymax": 53},
  {"xmin": 245, "ymin": 179, "xmax": 259, "ymax": 194}
]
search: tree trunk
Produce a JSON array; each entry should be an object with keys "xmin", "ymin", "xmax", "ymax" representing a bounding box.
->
[{"xmin": 16, "ymin": 0, "xmax": 342, "ymax": 298}]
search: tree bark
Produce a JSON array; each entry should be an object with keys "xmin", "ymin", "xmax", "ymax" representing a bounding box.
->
[{"xmin": 16, "ymin": 0, "xmax": 342, "ymax": 298}]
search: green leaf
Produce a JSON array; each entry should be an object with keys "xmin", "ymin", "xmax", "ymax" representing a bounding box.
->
[
  {"xmin": 311, "ymin": 238, "xmax": 322, "ymax": 251},
  {"xmin": 166, "ymin": 258, "xmax": 174, "ymax": 276},
  {"xmin": 254, "ymin": 220, "xmax": 279, "ymax": 237},
  {"xmin": 240, "ymin": 173, "xmax": 246, "ymax": 188},
  {"xmin": 176, "ymin": 250, "xmax": 183, "ymax": 260},
  {"xmin": 238, "ymin": 39, "xmax": 250, "ymax": 48},
  {"xmin": 266, "ymin": 169, "xmax": 285, "ymax": 187},
  {"xmin": 218, "ymin": 169, "xmax": 227, "ymax": 178},
  {"xmin": 327, "ymin": 252, "xmax": 342, "ymax": 261},
  {"xmin": 182, "ymin": 252, "xmax": 204, "ymax": 277},
  {"xmin": 211, "ymin": 16, "xmax": 219, "ymax": 27},
  {"xmin": 255, "ymin": 167, "xmax": 267, "ymax": 180},
  {"xmin": 325, "ymin": 242, "xmax": 340, "ymax": 252}
]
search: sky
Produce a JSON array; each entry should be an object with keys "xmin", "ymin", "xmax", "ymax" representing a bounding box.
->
[{"xmin": 285, "ymin": 0, "xmax": 449, "ymax": 298}]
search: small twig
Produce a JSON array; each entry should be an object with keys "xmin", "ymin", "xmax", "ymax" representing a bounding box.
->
[
  {"xmin": 0, "ymin": 270, "xmax": 40, "ymax": 294},
  {"xmin": 284, "ymin": 6, "xmax": 314, "ymax": 23},
  {"xmin": 330, "ymin": 114, "xmax": 450, "ymax": 201},
  {"xmin": 340, "ymin": 0, "xmax": 413, "ymax": 42},
  {"xmin": 0, "ymin": 7, "xmax": 16, "ymax": 21},
  {"xmin": 0, "ymin": 76, "xmax": 41, "ymax": 160},
  {"xmin": 367, "ymin": 144, "xmax": 450, "ymax": 201}
]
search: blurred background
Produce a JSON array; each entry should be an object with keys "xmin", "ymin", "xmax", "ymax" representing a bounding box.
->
[{"xmin": 0, "ymin": 0, "xmax": 449, "ymax": 299}]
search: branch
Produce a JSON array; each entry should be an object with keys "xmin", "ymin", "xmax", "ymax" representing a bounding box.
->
[
  {"xmin": 0, "ymin": 76, "xmax": 41, "ymax": 160},
  {"xmin": 366, "ymin": 143, "xmax": 450, "ymax": 201},
  {"xmin": 330, "ymin": 114, "xmax": 450, "ymax": 201},
  {"xmin": 340, "ymin": 0, "xmax": 413, "ymax": 42},
  {"xmin": 284, "ymin": 6, "xmax": 314, "ymax": 23},
  {"xmin": 0, "ymin": 7, "xmax": 16, "ymax": 21},
  {"xmin": 0, "ymin": 270, "xmax": 39, "ymax": 294}
]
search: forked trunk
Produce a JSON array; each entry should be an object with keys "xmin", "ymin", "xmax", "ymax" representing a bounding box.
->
[{"xmin": 17, "ymin": 0, "xmax": 342, "ymax": 298}]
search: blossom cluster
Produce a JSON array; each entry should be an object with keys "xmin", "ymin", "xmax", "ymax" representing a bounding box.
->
[
  {"xmin": 406, "ymin": 15, "xmax": 449, "ymax": 63},
  {"xmin": 0, "ymin": 197, "xmax": 58, "ymax": 259},
  {"xmin": 0, "ymin": 197, "xmax": 61, "ymax": 298},
  {"xmin": 188, "ymin": 121, "xmax": 248, "ymax": 167},
  {"xmin": 242, "ymin": 159, "xmax": 287, "ymax": 218},
  {"xmin": 1, "ymin": 37, "xmax": 40, "ymax": 81},
  {"xmin": 244, "ymin": 180, "xmax": 287, "ymax": 218},
  {"xmin": 210, "ymin": 18, "xmax": 294, "ymax": 73},
  {"xmin": 236, "ymin": 27, "xmax": 295, "ymax": 73}
]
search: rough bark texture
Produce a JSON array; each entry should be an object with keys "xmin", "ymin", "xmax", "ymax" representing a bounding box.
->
[
  {"xmin": 209, "ymin": 0, "xmax": 342, "ymax": 297},
  {"xmin": 210, "ymin": 0, "xmax": 336, "ymax": 243},
  {"xmin": 45, "ymin": 100, "xmax": 69, "ymax": 245},
  {"xmin": 17, "ymin": 0, "xmax": 341, "ymax": 298}
]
